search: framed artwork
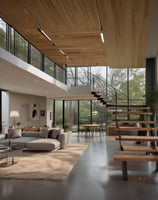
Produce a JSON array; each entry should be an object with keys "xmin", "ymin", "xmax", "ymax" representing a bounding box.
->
[
  {"xmin": 30, "ymin": 104, "xmax": 40, "ymax": 121},
  {"xmin": 40, "ymin": 110, "xmax": 45, "ymax": 117}
]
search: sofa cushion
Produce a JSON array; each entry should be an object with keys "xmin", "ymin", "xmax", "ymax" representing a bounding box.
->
[
  {"xmin": 25, "ymin": 138, "xmax": 60, "ymax": 151},
  {"xmin": 39, "ymin": 128, "xmax": 49, "ymax": 138},
  {"xmin": 22, "ymin": 132, "xmax": 41, "ymax": 137},
  {"xmin": 0, "ymin": 137, "xmax": 36, "ymax": 147},
  {"xmin": 11, "ymin": 137, "xmax": 37, "ymax": 147}
]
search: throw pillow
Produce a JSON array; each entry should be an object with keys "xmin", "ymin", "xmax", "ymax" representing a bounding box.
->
[
  {"xmin": 48, "ymin": 129, "xmax": 61, "ymax": 139},
  {"xmin": 7, "ymin": 128, "xmax": 22, "ymax": 138},
  {"xmin": 12, "ymin": 129, "xmax": 22, "ymax": 138},
  {"xmin": 39, "ymin": 128, "xmax": 48, "ymax": 138}
]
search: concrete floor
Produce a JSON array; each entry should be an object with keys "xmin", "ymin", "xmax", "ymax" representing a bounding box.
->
[{"xmin": 0, "ymin": 133, "xmax": 158, "ymax": 200}]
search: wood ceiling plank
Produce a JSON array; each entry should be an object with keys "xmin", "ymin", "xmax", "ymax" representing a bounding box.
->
[{"xmin": 0, "ymin": 0, "xmax": 154, "ymax": 67}]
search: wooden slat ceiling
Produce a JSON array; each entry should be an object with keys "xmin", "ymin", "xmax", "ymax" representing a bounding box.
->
[{"xmin": 0, "ymin": 0, "xmax": 153, "ymax": 68}]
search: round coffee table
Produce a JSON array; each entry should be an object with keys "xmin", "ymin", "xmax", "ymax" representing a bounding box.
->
[
  {"xmin": 0, "ymin": 144, "xmax": 23, "ymax": 167},
  {"xmin": 0, "ymin": 145, "xmax": 12, "ymax": 167}
]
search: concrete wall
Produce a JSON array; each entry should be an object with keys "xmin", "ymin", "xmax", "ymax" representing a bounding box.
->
[{"xmin": 9, "ymin": 92, "xmax": 48, "ymax": 128}]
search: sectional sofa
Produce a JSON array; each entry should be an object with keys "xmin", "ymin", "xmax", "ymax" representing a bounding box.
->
[{"xmin": 0, "ymin": 128, "xmax": 72, "ymax": 151}]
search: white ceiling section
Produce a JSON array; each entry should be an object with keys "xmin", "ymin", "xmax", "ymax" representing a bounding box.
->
[{"xmin": 0, "ymin": 0, "xmax": 157, "ymax": 68}]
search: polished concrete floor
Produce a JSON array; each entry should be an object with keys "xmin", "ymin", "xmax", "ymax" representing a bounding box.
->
[{"xmin": 0, "ymin": 133, "xmax": 158, "ymax": 200}]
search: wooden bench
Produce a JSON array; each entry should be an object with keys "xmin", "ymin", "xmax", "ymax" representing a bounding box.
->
[{"xmin": 113, "ymin": 135, "xmax": 158, "ymax": 180}]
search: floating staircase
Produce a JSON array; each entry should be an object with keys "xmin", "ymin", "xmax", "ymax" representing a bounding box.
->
[
  {"xmin": 91, "ymin": 90, "xmax": 112, "ymax": 105},
  {"xmin": 107, "ymin": 104, "xmax": 158, "ymax": 138}
]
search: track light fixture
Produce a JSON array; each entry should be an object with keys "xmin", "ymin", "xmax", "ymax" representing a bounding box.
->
[
  {"xmin": 100, "ymin": 32, "xmax": 104, "ymax": 43},
  {"xmin": 59, "ymin": 49, "xmax": 66, "ymax": 55},
  {"xmin": 38, "ymin": 28, "xmax": 52, "ymax": 42}
]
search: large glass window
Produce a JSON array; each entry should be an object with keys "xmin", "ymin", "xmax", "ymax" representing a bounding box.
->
[
  {"xmin": 67, "ymin": 67, "xmax": 77, "ymax": 86},
  {"xmin": 92, "ymin": 100, "xmax": 106, "ymax": 125},
  {"xmin": 10, "ymin": 27, "xmax": 15, "ymax": 54},
  {"xmin": 0, "ymin": 18, "xmax": 6, "ymax": 49},
  {"xmin": 78, "ymin": 67, "xmax": 91, "ymax": 86},
  {"xmin": 79, "ymin": 100, "xmax": 91, "ymax": 131},
  {"xmin": 44, "ymin": 56, "xmax": 55, "ymax": 77},
  {"xmin": 54, "ymin": 101, "xmax": 63, "ymax": 128},
  {"xmin": 64, "ymin": 101, "xmax": 78, "ymax": 132},
  {"xmin": 129, "ymin": 68, "xmax": 145, "ymax": 105},
  {"xmin": 30, "ymin": 45, "xmax": 42, "ymax": 69},
  {"xmin": 14, "ymin": 31, "xmax": 28, "ymax": 62},
  {"xmin": 56, "ymin": 64, "xmax": 65, "ymax": 83},
  {"xmin": 107, "ymin": 67, "xmax": 128, "ymax": 104}
]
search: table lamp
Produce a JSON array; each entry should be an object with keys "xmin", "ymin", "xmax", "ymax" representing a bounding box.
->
[{"xmin": 10, "ymin": 110, "xmax": 19, "ymax": 128}]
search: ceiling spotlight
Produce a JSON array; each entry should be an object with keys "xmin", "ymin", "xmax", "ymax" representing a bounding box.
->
[
  {"xmin": 100, "ymin": 32, "xmax": 104, "ymax": 43},
  {"xmin": 38, "ymin": 28, "xmax": 52, "ymax": 42}
]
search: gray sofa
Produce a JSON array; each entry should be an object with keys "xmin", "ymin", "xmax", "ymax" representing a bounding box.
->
[{"xmin": 0, "ymin": 128, "xmax": 72, "ymax": 151}]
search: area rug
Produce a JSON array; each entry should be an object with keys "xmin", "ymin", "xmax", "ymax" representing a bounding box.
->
[{"xmin": 0, "ymin": 143, "xmax": 88, "ymax": 181}]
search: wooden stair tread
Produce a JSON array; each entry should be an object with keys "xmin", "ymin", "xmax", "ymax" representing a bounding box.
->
[
  {"xmin": 107, "ymin": 105, "xmax": 150, "ymax": 109},
  {"xmin": 113, "ymin": 154, "xmax": 158, "ymax": 161},
  {"xmin": 116, "ymin": 120, "xmax": 156, "ymax": 124},
  {"xmin": 115, "ymin": 135, "xmax": 158, "ymax": 141},
  {"xmin": 116, "ymin": 127, "xmax": 158, "ymax": 131},
  {"xmin": 118, "ymin": 145, "xmax": 158, "ymax": 152},
  {"xmin": 112, "ymin": 111, "xmax": 152, "ymax": 115}
]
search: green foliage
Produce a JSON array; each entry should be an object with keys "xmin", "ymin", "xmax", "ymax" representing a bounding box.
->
[{"xmin": 146, "ymin": 89, "xmax": 158, "ymax": 110}]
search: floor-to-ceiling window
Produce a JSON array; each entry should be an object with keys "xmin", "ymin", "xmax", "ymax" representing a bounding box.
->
[
  {"xmin": 54, "ymin": 66, "xmax": 146, "ymax": 132},
  {"xmin": 79, "ymin": 100, "xmax": 91, "ymax": 128},
  {"xmin": 92, "ymin": 100, "xmax": 106, "ymax": 125},
  {"xmin": 129, "ymin": 68, "xmax": 145, "ymax": 105},
  {"xmin": 54, "ymin": 99, "xmax": 107, "ymax": 132},
  {"xmin": 54, "ymin": 101, "xmax": 63, "ymax": 128},
  {"xmin": 64, "ymin": 100, "xmax": 78, "ymax": 132}
]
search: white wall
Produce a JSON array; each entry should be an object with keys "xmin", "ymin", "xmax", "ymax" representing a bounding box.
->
[
  {"xmin": 46, "ymin": 98, "xmax": 53, "ymax": 127},
  {"xmin": 9, "ymin": 92, "xmax": 48, "ymax": 128},
  {"xmin": 2, "ymin": 91, "xmax": 9, "ymax": 133}
]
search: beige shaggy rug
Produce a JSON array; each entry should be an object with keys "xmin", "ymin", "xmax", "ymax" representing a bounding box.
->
[{"xmin": 0, "ymin": 143, "xmax": 88, "ymax": 181}]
